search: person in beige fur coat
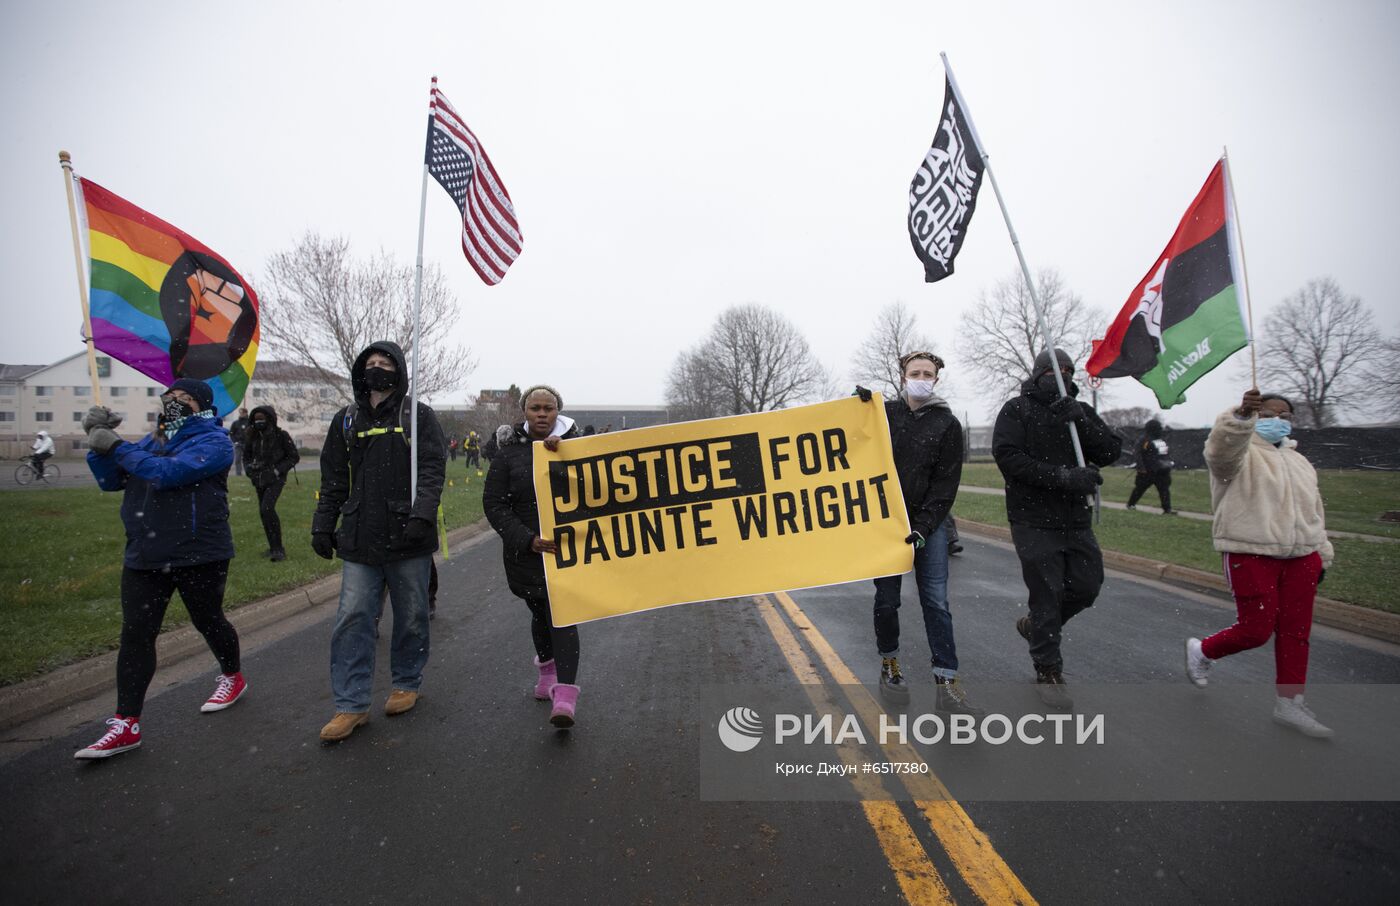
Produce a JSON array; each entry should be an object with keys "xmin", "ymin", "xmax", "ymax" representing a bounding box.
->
[{"xmin": 1183, "ymin": 388, "xmax": 1336, "ymax": 737}]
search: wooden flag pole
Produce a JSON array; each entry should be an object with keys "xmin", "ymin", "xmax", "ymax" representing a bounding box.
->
[
  {"xmin": 1221, "ymin": 146, "xmax": 1258, "ymax": 388},
  {"xmin": 59, "ymin": 150, "xmax": 104, "ymax": 406},
  {"xmin": 940, "ymin": 54, "xmax": 1089, "ymax": 473}
]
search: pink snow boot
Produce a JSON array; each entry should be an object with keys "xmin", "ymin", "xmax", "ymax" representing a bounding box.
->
[
  {"xmin": 534, "ymin": 657, "xmax": 557, "ymax": 701},
  {"xmin": 550, "ymin": 684, "xmax": 580, "ymax": 728}
]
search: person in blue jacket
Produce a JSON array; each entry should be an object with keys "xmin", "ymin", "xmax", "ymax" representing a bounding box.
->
[{"xmin": 73, "ymin": 378, "xmax": 247, "ymax": 760}]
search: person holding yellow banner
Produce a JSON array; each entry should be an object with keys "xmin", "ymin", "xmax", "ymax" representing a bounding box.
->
[
  {"xmin": 859, "ymin": 351, "xmax": 982, "ymax": 716},
  {"xmin": 483, "ymin": 385, "xmax": 585, "ymax": 729}
]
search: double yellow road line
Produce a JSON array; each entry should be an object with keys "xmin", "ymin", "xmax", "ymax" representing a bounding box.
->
[{"xmin": 755, "ymin": 590, "xmax": 1037, "ymax": 906}]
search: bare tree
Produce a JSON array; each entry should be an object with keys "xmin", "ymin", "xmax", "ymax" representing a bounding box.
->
[
  {"xmin": 1253, "ymin": 278, "xmax": 1383, "ymax": 427},
  {"xmin": 666, "ymin": 304, "xmax": 828, "ymax": 416},
  {"xmin": 850, "ymin": 302, "xmax": 935, "ymax": 397},
  {"xmin": 1365, "ymin": 335, "xmax": 1400, "ymax": 420},
  {"xmin": 957, "ymin": 268, "xmax": 1103, "ymax": 403},
  {"xmin": 664, "ymin": 349, "xmax": 727, "ymax": 421},
  {"xmin": 258, "ymin": 232, "xmax": 474, "ymax": 401}
]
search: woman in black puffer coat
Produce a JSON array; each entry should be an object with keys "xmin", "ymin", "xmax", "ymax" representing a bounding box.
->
[
  {"xmin": 243, "ymin": 405, "xmax": 300, "ymax": 560},
  {"xmin": 483, "ymin": 385, "xmax": 584, "ymax": 729}
]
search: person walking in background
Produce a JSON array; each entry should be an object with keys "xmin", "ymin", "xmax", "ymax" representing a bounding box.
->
[
  {"xmin": 993, "ymin": 348, "xmax": 1122, "ymax": 709},
  {"xmin": 73, "ymin": 380, "xmax": 245, "ymax": 760},
  {"xmin": 483, "ymin": 386, "xmax": 584, "ymax": 729},
  {"xmin": 1185, "ymin": 389, "xmax": 1335, "ymax": 737},
  {"xmin": 464, "ymin": 431, "xmax": 481, "ymax": 468},
  {"xmin": 856, "ymin": 351, "xmax": 980, "ymax": 715},
  {"xmin": 30, "ymin": 429, "xmax": 54, "ymax": 480},
  {"xmin": 243, "ymin": 405, "xmax": 299, "ymax": 562},
  {"xmin": 448, "ymin": 434, "xmax": 459, "ymax": 462},
  {"xmin": 228, "ymin": 407, "xmax": 250, "ymax": 477},
  {"xmin": 312, "ymin": 341, "xmax": 446, "ymax": 743},
  {"xmin": 1126, "ymin": 418, "xmax": 1175, "ymax": 515}
]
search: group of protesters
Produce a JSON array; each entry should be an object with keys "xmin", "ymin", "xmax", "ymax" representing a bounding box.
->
[{"xmin": 69, "ymin": 336, "xmax": 1336, "ymax": 759}]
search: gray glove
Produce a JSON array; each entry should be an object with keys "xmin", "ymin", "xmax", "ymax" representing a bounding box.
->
[
  {"xmin": 81, "ymin": 405, "xmax": 122, "ymax": 432},
  {"xmin": 87, "ymin": 426, "xmax": 123, "ymax": 456}
]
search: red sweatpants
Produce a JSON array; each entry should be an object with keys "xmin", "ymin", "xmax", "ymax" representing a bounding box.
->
[{"xmin": 1201, "ymin": 551, "xmax": 1323, "ymax": 696}]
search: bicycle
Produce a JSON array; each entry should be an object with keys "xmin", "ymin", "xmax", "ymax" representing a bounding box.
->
[{"xmin": 15, "ymin": 455, "xmax": 61, "ymax": 486}]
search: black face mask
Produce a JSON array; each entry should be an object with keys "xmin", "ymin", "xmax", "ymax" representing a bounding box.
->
[
  {"xmin": 162, "ymin": 398, "xmax": 196, "ymax": 421},
  {"xmin": 1035, "ymin": 372, "xmax": 1078, "ymax": 397},
  {"xmin": 364, "ymin": 367, "xmax": 399, "ymax": 391},
  {"xmin": 252, "ymin": 420, "xmax": 268, "ymax": 431}
]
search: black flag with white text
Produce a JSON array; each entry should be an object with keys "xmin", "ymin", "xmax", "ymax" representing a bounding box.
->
[{"xmin": 908, "ymin": 76, "xmax": 985, "ymax": 283}]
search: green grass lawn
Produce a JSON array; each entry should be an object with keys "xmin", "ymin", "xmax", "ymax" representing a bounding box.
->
[
  {"xmin": 950, "ymin": 490, "xmax": 1400, "ymax": 615},
  {"xmin": 959, "ymin": 463, "xmax": 1399, "ymax": 539},
  {"xmin": 0, "ymin": 465, "xmax": 488, "ymax": 686}
]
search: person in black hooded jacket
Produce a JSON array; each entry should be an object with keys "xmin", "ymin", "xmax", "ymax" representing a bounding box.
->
[
  {"xmin": 311, "ymin": 341, "xmax": 446, "ymax": 743},
  {"xmin": 483, "ymin": 385, "xmax": 585, "ymax": 730},
  {"xmin": 243, "ymin": 405, "xmax": 299, "ymax": 561},
  {"xmin": 1126, "ymin": 418, "xmax": 1175, "ymax": 514},
  {"xmin": 992, "ymin": 348, "xmax": 1121, "ymax": 708}
]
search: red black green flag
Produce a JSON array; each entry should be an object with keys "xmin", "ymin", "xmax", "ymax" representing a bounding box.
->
[{"xmin": 1087, "ymin": 159, "xmax": 1249, "ymax": 407}]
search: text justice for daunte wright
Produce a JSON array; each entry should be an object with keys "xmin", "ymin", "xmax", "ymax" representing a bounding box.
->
[{"xmin": 533, "ymin": 397, "xmax": 913, "ymax": 626}]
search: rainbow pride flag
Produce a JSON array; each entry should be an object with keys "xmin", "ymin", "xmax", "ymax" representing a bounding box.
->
[{"xmin": 78, "ymin": 177, "xmax": 259, "ymax": 416}]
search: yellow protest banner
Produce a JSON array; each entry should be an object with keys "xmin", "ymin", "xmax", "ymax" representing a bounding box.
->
[{"xmin": 532, "ymin": 395, "xmax": 912, "ymax": 626}]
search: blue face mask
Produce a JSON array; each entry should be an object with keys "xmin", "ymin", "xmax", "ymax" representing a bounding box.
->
[{"xmin": 1255, "ymin": 417, "xmax": 1292, "ymax": 444}]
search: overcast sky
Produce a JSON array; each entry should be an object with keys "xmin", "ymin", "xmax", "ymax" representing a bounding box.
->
[{"xmin": 3, "ymin": 0, "xmax": 1397, "ymax": 426}]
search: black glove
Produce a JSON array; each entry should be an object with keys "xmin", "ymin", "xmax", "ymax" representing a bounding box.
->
[
  {"xmin": 1317, "ymin": 569, "xmax": 1326, "ymax": 587},
  {"xmin": 403, "ymin": 518, "xmax": 435, "ymax": 546},
  {"xmin": 1059, "ymin": 465, "xmax": 1103, "ymax": 494},
  {"xmin": 904, "ymin": 531, "xmax": 926, "ymax": 550},
  {"xmin": 1047, "ymin": 396, "xmax": 1086, "ymax": 423},
  {"xmin": 854, "ymin": 385, "xmax": 873, "ymax": 403},
  {"xmin": 87, "ymin": 426, "xmax": 123, "ymax": 456},
  {"xmin": 311, "ymin": 532, "xmax": 336, "ymax": 560}
]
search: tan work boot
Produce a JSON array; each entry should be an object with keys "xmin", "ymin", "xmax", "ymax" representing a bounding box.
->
[
  {"xmin": 320, "ymin": 711, "xmax": 368, "ymax": 742},
  {"xmin": 385, "ymin": 689, "xmax": 419, "ymax": 716}
]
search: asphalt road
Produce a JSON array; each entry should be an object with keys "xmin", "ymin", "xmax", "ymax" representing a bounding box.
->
[{"xmin": 1, "ymin": 531, "xmax": 1397, "ymax": 904}]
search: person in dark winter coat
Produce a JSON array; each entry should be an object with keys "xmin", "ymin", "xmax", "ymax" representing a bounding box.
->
[
  {"xmin": 993, "ymin": 348, "xmax": 1122, "ymax": 708},
  {"xmin": 856, "ymin": 351, "xmax": 980, "ymax": 716},
  {"xmin": 311, "ymin": 341, "xmax": 446, "ymax": 743},
  {"xmin": 483, "ymin": 385, "xmax": 584, "ymax": 729},
  {"xmin": 243, "ymin": 405, "xmax": 300, "ymax": 560},
  {"xmin": 1126, "ymin": 418, "xmax": 1175, "ymax": 514},
  {"xmin": 74, "ymin": 378, "xmax": 247, "ymax": 760}
]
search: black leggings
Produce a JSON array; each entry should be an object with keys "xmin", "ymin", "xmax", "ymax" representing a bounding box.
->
[
  {"xmin": 1127, "ymin": 471, "xmax": 1172, "ymax": 511},
  {"xmin": 117, "ymin": 561, "xmax": 240, "ymax": 716},
  {"xmin": 520, "ymin": 589, "xmax": 580, "ymax": 684},
  {"xmin": 255, "ymin": 477, "xmax": 285, "ymax": 550}
]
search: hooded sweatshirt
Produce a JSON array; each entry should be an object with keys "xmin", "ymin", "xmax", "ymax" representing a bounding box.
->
[
  {"xmin": 311, "ymin": 341, "xmax": 447, "ymax": 565},
  {"xmin": 1203, "ymin": 408, "xmax": 1334, "ymax": 567}
]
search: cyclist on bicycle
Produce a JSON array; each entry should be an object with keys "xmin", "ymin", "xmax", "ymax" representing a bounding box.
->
[{"xmin": 30, "ymin": 430, "xmax": 54, "ymax": 479}]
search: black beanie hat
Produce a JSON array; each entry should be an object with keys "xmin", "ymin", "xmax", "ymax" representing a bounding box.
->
[{"xmin": 168, "ymin": 378, "xmax": 216, "ymax": 414}]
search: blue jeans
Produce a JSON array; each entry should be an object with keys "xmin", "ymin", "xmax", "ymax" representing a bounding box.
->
[
  {"xmin": 872, "ymin": 521, "xmax": 957, "ymax": 679},
  {"xmin": 330, "ymin": 556, "xmax": 432, "ymax": 712}
]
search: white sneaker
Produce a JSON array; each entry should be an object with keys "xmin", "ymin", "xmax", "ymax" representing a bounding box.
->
[
  {"xmin": 1184, "ymin": 638, "xmax": 1211, "ymax": 687},
  {"xmin": 1273, "ymin": 695, "xmax": 1334, "ymax": 738}
]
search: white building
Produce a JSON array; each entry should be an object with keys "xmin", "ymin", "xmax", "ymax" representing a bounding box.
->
[
  {"xmin": 0, "ymin": 353, "xmax": 350, "ymax": 457},
  {"xmin": 0, "ymin": 352, "xmax": 166, "ymax": 458}
]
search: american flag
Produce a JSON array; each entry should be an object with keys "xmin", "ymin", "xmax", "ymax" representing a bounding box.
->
[{"xmin": 425, "ymin": 78, "xmax": 522, "ymax": 285}]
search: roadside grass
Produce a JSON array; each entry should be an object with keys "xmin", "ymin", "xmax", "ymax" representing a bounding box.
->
[
  {"xmin": 958, "ymin": 463, "xmax": 1399, "ymax": 539},
  {"xmin": 950, "ymin": 491, "xmax": 1400, "ymax": 615},
  {"xmin": 0, "ymin": 466, "xmax": 488, "ymax": 686}
]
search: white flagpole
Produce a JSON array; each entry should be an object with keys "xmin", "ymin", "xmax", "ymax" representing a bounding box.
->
[
  {"xmin": 409, "ymin": 78, "xmax": 435, "ymax": 505},
  {"xmin": 940, "ymin": 52, "xmax": 1088, "ymax": 472},
  {"xmin": 1221, "ymin": 146, "xmax": 1257, "ymax": 388}
]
